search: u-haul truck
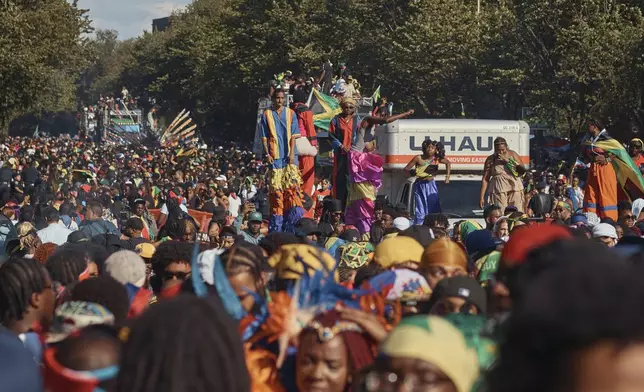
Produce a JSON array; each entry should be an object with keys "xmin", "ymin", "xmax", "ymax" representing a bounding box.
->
[{"xmin": 374, "ymin": 119, "xmax": 530, "ymax": 225}]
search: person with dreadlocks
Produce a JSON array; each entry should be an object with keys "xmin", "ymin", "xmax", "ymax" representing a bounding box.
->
[
  {"xmin": 149, "ymin": 240, "xmax": 194, "ymax": 295},
  {"xmin": 405, "ymin": 139, "xmax": 451, "ymax": 224},
  {"xmin": 259, "ymin": 89, "xmax": 305, "ymax": 233},
  {"xmin": 115, "ymin": 295, "xmax": 250, "ymax": 392},
  {"xmin": 329, "ymin": 96, "xmax": 413, "ymax": 234},
  {"xmin": 0, "ymin": 258, "xmax": 55, "ymax": 365}
]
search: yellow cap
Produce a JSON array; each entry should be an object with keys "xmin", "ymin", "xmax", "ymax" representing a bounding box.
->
[
  {"xmin": 268, "ymin": 244, "xmax": 337, "ymax": 281},
  {"xmin": 374, "ymin": 236, "xmax": 424, "ymax": 268},
  {"xmin": 135, "ymin": 243, "xmax": 156, "ymax": 259}
]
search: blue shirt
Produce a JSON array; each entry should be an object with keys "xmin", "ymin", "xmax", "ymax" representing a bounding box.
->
[{"xmin": 260, "ymin": 107, "xmax": 300, "ymax": 169}]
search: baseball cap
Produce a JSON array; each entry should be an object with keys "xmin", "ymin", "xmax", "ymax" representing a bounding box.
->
[
  {"xmin": 47, "ymin": 302, "xmax": 115, "ymax": 343},
  {"xmin": 215, "ymin": 174, "xmax": 227, "ymax": 182},
  {"xmin": 592, "ymin": 223, "xmax": 618, "ymax": 239},
  {"xmin": 248, "ymin": 212, "xmax": 263, "ymax": 223},
  {"xmin": 340, "ymin": 227, "xmax": 361, "ymax": 242},
  {"xmin": 393, "ymin": 217, "xmax": 411, "ymax": 231},
  {"xmin": 135, "ymin": 243, "xmax": 156, "ymax": 259},
  {"xmin": 427, "ymin": 276, "xmax": 487, "ymax": 314}
]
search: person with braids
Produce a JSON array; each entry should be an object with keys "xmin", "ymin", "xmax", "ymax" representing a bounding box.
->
[
  {"xmin": 223, "ymin": 243, "xmax": 270, "ymax": 314},
  {"xmin": 0, "ymin": 258, "xmax": 55, "ymax": 366},
  {"xmin": 296, "ymin": 309, "xmax": 380, "ymax": 392},
  {"xmin": 480, "ymin": 137, "xmax": 526, "ymax": 212},
  {"xmin": 46, "ymin": 243, "xmax": 98, "ymax": 291},
  {"xmin": 115, "ymin": 295, "xmax": 250, "ymax": 392},
  {"xmin": 405, "ymin": 139, "xmax": 451, "ymax": 225}
]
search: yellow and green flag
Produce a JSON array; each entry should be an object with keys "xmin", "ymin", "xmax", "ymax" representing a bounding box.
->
[
  {"xmin": 310, "ymin": 89, "xmax": 341, "ymax": 131},
  {"xmin": 591, "ymin": 138, "xmax": 644, "ymax": 201}
]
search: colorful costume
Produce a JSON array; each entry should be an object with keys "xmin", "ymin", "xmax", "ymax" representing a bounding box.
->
[
  {"xmin": 329, "ymin": 114, "xmax": 383, "ymax": 234},
  {"xmin": 583, "ymin": 130, "xmax": 644, "ymax": 220},
  {"xmin": 413, "ymin": 156, "xmax": 442, "ymax": 225},
  {"xmin": 292, "ymin": 103, "xmax": 317, "ymax": 198},
  {"xmin": 260, "ymin": 107, "xmax": 305, "ymax": 233}
]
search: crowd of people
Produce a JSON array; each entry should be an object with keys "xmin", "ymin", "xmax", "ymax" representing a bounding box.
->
[{"xmin": 5, "ymin": 86, "xmax": 644, "ymax": 392}]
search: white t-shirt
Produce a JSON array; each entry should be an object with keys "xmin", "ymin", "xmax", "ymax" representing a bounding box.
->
[{"xmin": 228, "ymin": 195, "xmax": 242, "ymax": 218}]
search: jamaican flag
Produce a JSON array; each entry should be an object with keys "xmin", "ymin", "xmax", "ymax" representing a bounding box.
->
[
  {"xmin": 310, "ymin": 89, "xmax": 341, "ymax": 131},
  {"xmin": 588, "ymin": 135, "xmax": 644, "ymax": 201}
]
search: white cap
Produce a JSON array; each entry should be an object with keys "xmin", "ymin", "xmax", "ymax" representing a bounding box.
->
[
  {"xmin": 393, "ymin": 217, "xmax": 411, "ymax": 231},
  {"xmin": 215, "ymin": 175, "xmax": 227, "ymax": 182},
  {"xmin": 592, "ymin": 223, "xmax": 618, "ymax": 239}
]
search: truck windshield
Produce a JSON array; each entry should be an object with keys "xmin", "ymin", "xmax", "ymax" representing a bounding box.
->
[{"xmin": 436, "ymin": 180, "xmax": 483, "ymax": 218}]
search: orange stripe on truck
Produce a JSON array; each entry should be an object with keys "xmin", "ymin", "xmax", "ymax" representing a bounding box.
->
[{"xmin": 385, "ymin": 155, "xmax": 530, "ymax": 164}]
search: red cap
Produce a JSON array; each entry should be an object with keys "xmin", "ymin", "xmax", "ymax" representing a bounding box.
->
[{"xmin": 501, "ymin": 224, "xmax": 572, "ymax": 266}]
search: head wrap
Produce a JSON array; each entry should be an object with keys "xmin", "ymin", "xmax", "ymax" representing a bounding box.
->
[
  {"xmin": 268, "ymin": 244, "xmax": 337, "ymax": 281},
  {"xmin": 340, "ymin": 96, "xmax": 357, "ymax": 107},
  {"xmin": 368, "ymin": 269, "xmax": 432, "ymax": 301},
  {"xmin": 374, "ymin": 237, "xmax": 424, "ymax": 269},
  {"xmin": 379, "ymin": 315, "xmax": 479, "ymax": 392},
  {"xmin": 338, "ymin": 242, "xmax": 374, "ymax": 269},
  {"xmin": 458, "ymin": 220, "xmax": 483, "ymax": 241},
  {"xmin": 464, "ymin": 230, "xmax": 497, "ymax": 258},
  {"xmin": 632, "ymin": 198, "xmax": 644, "ymax": 219},
  {"xmin": 421, "ymin": 238, "xmax": 468, "ymax": 270}
]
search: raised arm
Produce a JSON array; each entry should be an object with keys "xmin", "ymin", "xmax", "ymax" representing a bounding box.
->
[{"xmin": 364, "ymin": 109, "xmax": 415, "ymax": 126}]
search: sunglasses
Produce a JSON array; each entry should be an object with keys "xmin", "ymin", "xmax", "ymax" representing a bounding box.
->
[
  {"xmin": 624, "ymin": 215, "xmax": 636, "ymax": 220},
  {"xmin": 163, "ymin": 271, "xmax": 190, "ymax": 281}
]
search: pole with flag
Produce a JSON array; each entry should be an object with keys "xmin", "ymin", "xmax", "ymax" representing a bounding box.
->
[{"xmin": 371, "ymin": 86, "xmax": 381, "ymax": 103}]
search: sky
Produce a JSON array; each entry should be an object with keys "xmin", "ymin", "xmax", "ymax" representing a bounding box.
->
[{"xmin": 77, "ymin": 0, "xmax": 189, "ymax": 39}]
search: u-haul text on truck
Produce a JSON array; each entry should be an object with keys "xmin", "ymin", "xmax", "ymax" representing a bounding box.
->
[{"xmin": 374, "ymin": 119, "xmax": 530, "ymax": 225}]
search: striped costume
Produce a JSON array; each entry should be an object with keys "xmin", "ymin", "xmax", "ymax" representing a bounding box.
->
[{"xmin": 260, "ymin": 107, "xmax": 305, "ymax": 233}]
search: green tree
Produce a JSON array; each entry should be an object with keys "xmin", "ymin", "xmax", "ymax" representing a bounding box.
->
[{"xmin": 0, "ymin": 0, "xmax": 93, "ymax": 132}]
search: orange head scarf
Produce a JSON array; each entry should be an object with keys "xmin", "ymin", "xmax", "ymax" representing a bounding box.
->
[{"xmin": 421, "ymin": 239, "xmax": 468, "ymax": 271}]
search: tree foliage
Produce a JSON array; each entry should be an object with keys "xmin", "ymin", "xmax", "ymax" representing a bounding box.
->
[
  {"xmin": 7, "ymin": 0, "xmax": 644, "ymax": 139},
  {"xmin": 0, "ymin": 0, "xmax": 93, "ymax": 131}
]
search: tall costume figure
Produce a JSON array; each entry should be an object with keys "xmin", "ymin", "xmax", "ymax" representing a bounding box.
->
[
  {"xmin": 291, "ymin": 91, "xmax": 317, "ymax": 199},
  {"xmin": 260, "ymin": 90, "xmax": 305, "ymax": 233},
  {"xmin": 330, "ymin": 97, "xmax": 413, "ymax": 234},
  {"xmin": 582, "ymin": 119, "xmax": 644, "ymax": 220}
]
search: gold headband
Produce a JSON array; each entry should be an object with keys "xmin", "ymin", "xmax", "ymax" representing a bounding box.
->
[{"xmin": 306, "ymin": 320, "xmax": 362, "ymax": 342}]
